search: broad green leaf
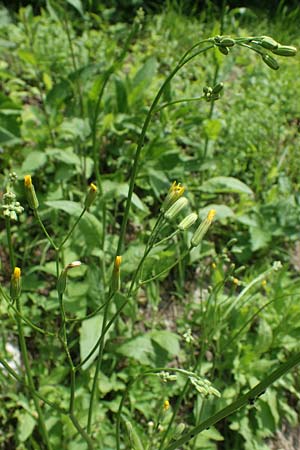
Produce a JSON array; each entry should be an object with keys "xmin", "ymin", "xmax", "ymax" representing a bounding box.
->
[
  {"xmin": 150, "ymin": 330, "xmax": 180, "ymax": 356},
  {"xmin": 18, "ymin": 411, "xmax": 36, "ymax": 442},
  {"xmin": 21, "ymin": 150, "xmax": 47, "ymax": 173},
  {"xmin": 117, "ymin": 335, "xmax": 154, "ymax": 365},
  {"xmin": 46, "ymin": 148, "xmax": 81, "ymax": 166},
  {"xmin": 44, "ymin": 200, "xmax": 83, "ymax": 216},
  {"xmin": 203, "ymin": 118, "xmax": 223, "ymax": 140},
  {"xmin": 199, "ymin": 204, "xmax": 235, "ymax": 220},
  {"xmin": 18, "ymin": 49, "xmax": 37, "ymax": 66},
  {"xmin": 80, "ymin": 314, "xmax": 105, "ymax": 370},
  {"xmin": 65, "ymin": 0, "xmax": 84, "ymax": 17},
  {"xmin": 200, "ymin": 176, "xmax": 253, "ymax": 195}
]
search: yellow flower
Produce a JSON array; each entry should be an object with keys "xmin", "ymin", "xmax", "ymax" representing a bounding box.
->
[
  {"xmin": 207, "ymin": 209, "xmax": 216, "ymax": 222},
  {"xmin": 233, "ymin": 277, "xmax": 239, "ymax": 286},
  {"xmin": 163, "ymin": 400, "xmax": 170, "ymax": 411},
  {"xmin": 24, "ymin": 175, "xmax": 32, "ymax": 187},
  {"xmin": 162, "ymin": 181, "xmax": 185, "ymax": 212}
]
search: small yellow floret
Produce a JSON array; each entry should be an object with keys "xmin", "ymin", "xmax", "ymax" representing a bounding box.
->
[
  {"xmin": 163, "ymin": 400, "xmax": 170, "ymax": 411},
  {"xmin": 212, "ymin": 262, "xmax": 216, "ymax": 269},
  {"xmin": 13, "ymin": 267, "xmax": 21, "ymax": 279},
  {"xmin": 170, "ymin": 181, "xmax": 185, "ymax": 195},
  {"xmin": 233, "ymin": 277, "xmax": 239, "ymax": 286},
  {"xmin": 261, "ymin": 279, "xmax": 267, "ymax": 287},
  {"xmin": 90, "ymin": 183, "xmax": 97, "ymax": 192},
  {"xmin": 24, "ymin": 175, "xmax": 32, "ymax": 187},
  {"xmin": 114, "ymin": 256, "xmax": 122, "ymax": 270},
  {"xmin": 207, "ymin": 209, "xmax": 216, "ymax": 222}
]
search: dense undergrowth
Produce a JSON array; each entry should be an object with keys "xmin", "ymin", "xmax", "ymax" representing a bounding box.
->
[{"xmin": 0, "ymin": 2, "xmax": 300, "ymax": 449}]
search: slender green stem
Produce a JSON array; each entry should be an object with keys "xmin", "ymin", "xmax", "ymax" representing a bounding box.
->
[
  {"xmin": 58, "ymin": 208, "xmax": 86, "ymax": 250},
  {"xmin": 15, "ymin": 296, "xmax": 52, "ymax": 449},
  {"xmin": 165, "ymin": 351, "xmax": 300, "ymax": 450},
  {"xmin": 34, "ymin": 210, "xmax": 58, "ymax": 250},
  {"xmin": 140, "ymin": 250, "xmax": 190, "ymax": 286},
  {"xmin": 5, "ymin": 217, "xmax": 15, "ymax": 270},
  {"xmin": 87, "ymin": 290, "xmax": 115, "ymax": 432},
  {"xmin": 115, "ymin": 43, "xmax": 214, "ymax": 256},
  {"xmin": 155, "ymin": 95, "xmax": 205, "ymax": 113}
]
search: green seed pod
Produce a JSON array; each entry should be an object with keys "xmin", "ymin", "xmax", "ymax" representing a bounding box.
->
[
  {"xmin": 262, "ymin": 54, "xmax": 279, "ymax": 70},
  {"xmin": 164, "ymin": 197, "xmax": 188, "ymax": 220},
  {"xmin": 218, "ymin": 46, "xmax": 229, "ymax": 55},
  {"xmin": 10, "ymin": 267, "xmax": 22, "ymax": 301},
  {"xmin": 124, "ymin": 420, "xmax": 144, "ymax": 450},
  {"xmin": 220, "ymin": 37, "xmax": 235, "ymax": 47},
  {"xmin": 212, "ymin": 82, "xmax": 224, "ymax": 95},
  {"xmin": 272, "ymin": 45, "xmax": 297, "ymax": 57},
  {"xmin": 191, "ymin": 209, "xmax": 216, "ymax": 247},
  {"xmin": 24, "ymin": 175, "xmax": 39, "ymax": 210},
  {"xmin": 260, "ymin": 36, "xmax": 279, "ymax": 50},
  {"xmin": 178, "ymin": 212, "xmax": 198, "ymax": 230}
]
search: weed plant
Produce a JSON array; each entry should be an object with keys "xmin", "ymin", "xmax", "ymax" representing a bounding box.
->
[{"xmin": 0, "ymin": 2, "xmax": 300, "ymax": 450}]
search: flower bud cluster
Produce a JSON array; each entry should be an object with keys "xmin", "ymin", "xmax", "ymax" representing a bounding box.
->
[
  {"xmin": 189, "ymin": 374, "xmax": 221, "ymax": 398},
  {"xmin": 203, "ymin": 83, "xmax": 224, "ymax": 102},
  {"xmin": 2, "ymin": 191, "xmax": 24, "ymax": 221}
]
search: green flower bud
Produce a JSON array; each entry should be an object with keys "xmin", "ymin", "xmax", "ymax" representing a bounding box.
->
[
  {"xmin": 212, "ymin": 82, "xmax": 224, "ymax": 95},
  {"xmin": 262, "ymin": 54, "xmax": 279, "ymax": 70},
  {"xmin": 10, "ymin": 267, "xmax": 21, "ymax": 301},
  {"xmin": 111, "ymin": 256, "xmax": 121, "ymax": 292},
  {"xmin": 57, "ymin": 261, "xmax": 82, "ymax": 295},
  {"xmin": 84, "ymin": 183, "xmax": 97, "ymax": 209},
  {"xmin": 124, "ymin": 420, "xmax": 144, "ymax": 450},
  {"xmin": 178, "ymin": 212, "xmax": 198, "ymax": 230},
  {"xmin": 24, "ymin": 175, "xmax": 39, "ymax": 210},
  {"xmin": 272, "ymin": 45, "xmax": 297, "ymax": 57},
  {"xmin": 191, "ymin": 209, "xmax": 216, "ymax": 247},
  {"xmin": 164, "ymin": 197, "xmax": 188, "ymax": 220},
  {"xmin": 218, "ymin": 46, "xmax": 229, "ymax": 55},
  {"xmin": 220, "ymin": 37, "xmax": 235, "ymax": 47},
  {"xmin": 260, "ymin": 36, "xmax": 279, "ymax": 50}
]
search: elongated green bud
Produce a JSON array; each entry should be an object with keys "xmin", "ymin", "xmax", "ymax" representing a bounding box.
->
[
  {"xmin": 260, "ymin": 36, "xmax": 278, "ymax": 50},
  {"xmin": 161, "ymin": 181, "xmax": 185, "ymax": 212},
  {"xmin": 164, "ymin": 197, "xmax": 188, "ymax": 220},
  {"xmin": 10, "ymin": 267, "xmax": 21, "ymax": 301},
  {"xmin": 191, "ymin": 209, "xmax": 216, "ymax": 247},
  {"xmin": 272, "ymin": 45, "xmax": 297, "ymax": 57},
  {"xmin": 57, "ymin": 261, "xmax": 82, "ymax": 295},
  {"xmin": 111, "ymin": 256, "xmax": 121, "ymax": 292},
  {"xmin": 220, "ymin": 37, "xmax": 235, "ymax": 47},
  {"xmin": 262, "ymin": 54, "xmax": 279, "ymax": 70},
  {"xmin": 178, "ymin": 212, "xmax": 198, "ymax": 230},
  {"xmin": 124, "ymin": 420, "xmax": 144, "ymax": 450},
  {"xmin": 212, "ymin": 82, "xmax": 224, "ymax": 95},
  {"xmin": 24, "ymin": 175, "xmax": 39, "ymax": 210},
  {"xmin": 84, "ymin": 183, "xmax": 97, "ymax": 209}
]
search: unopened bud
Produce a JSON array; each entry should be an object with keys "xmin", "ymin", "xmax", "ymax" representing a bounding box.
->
[
  {"xmin": 24, "ymin": 175, "xmax": 39, "ymax": 209},
  {"xmin": 111, "ymin": 256, "xmax": 122, "ymax": 292},
  {"xmin": 218, "ymin": 46, "xmax": 229, "ymax": 55},
  {"xmin": 212, "ymin": 82, "xmax": 224, "ymax": 95},
  {"xmin": 124, "ymin": 420, "xmax": 143, "ymax": 450},
  {"xmin": 260, "ymin": 36, "xmax": 278, "ymax": 50},
  {"xmin": 272, "ymin": 45, "xmax": 297, "ymax": 57},
  {"xmin": 163, "ymin": 400, "xmax": 170, "ymax": 411},
  {"xmin": 164, "ymin": 197, "xmax": 188, "ymax": 220},
  {"xmin": 191, "ymin": 209, "xmax": 216, "ymax": 247},
  {"xmin": 10, "ymin": 267, "xmax": 22, "ymax": 301},
  {"xmin": 57, "ymin": 261, "xmax": 82, "ymax": 295},
  {"xmin": 262, "ymin": 54, "xmax": 279, "ymax": 70},
  {"xmin": 84, "ymin": 183, "xmax": 97, "ymax": 209},
  {"xmin": 178, "ymin": 212, "xmax": 198, "ymax": 231},
  {"xmin": 219, "ymin": 37, "xmax": 235, "ymax": 47}
]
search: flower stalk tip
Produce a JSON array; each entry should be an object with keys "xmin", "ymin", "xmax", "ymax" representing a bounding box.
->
[
  {"xmin": 10, "ymin": 266, "xmax": 22, "ymax": 300},
  {"xmin": 24, "ymin": 175, "xmax": 39, "ymax": 210},
  {"xmin": 84, "ymin": 183, "xmax": 98, "ymax": 209}
]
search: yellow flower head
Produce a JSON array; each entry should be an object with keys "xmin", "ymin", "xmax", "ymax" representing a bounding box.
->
[
  {"xmin": 114, "ymin": 256, "xmax": 122, "ymax": 271},
  {"xmin": 233, "ymin": 277, "xmax": 239, "ymax": 286},
  {"xmin": 13, "ymin": 267, "xmax": 21, "ymax": 280},
  {"xmin": 207, "ymin": 209, "xmax": 216, "ymax": 223},
  {"xmin": 163, "ymin": 400, "xmax": 170, "ymax": 411},
  {"xmin": 24, "ymin": 175, "xmax": 32, "ymax": 187},
  {"xmin": 90, "ymin": 182, "xmax": 97, "ymax": 193},
  {"xmin": 212, "ymin": 262, "xmax": 216, "ymax": 270},
  {"xmin": 162, "ymin": 181, "xmax": 185, "ymax": 212},
  {"xmin": 169, "ymin": 181, "xmax": 185, "ymax": 196},
  {"xmin": 261, "ymin": 279, "xmax": 267, "ymax": 287}
]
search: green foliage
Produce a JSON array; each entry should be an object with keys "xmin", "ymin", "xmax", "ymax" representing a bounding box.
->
[{"xmin": 0, "ymin": 3, "xmax": 300, "ymax": 450}]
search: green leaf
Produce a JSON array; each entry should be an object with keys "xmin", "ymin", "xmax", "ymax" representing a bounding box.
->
[
  {"xmin": 18, "ymin": 411, "xmax": 36, "ymax": 442},
  {"xmin": 21, "ymin": 150, "xmax": 47, "ymax": 173},
  {"xmin": 18, "ymin": 49, "xmax": 37, "ymax": 66},
  {"xmin": 44, "ymin": 200, "xmax": 83, "ymax": 216},
  {"xmin": 203, "ymin": 118, "xmax": 223, "ymax": 140},
  {"xmin": 150, "ymin": 330, "xmax": 180, "ymax": 356},
  {"xmin": 199, "ymin": 204, "xmax": 235, "ymax": 220},
  {"xmin": 117, "ymin": 335, "xmax": 154, "ymax": 365},
  {"xmin": 200, "ymin": 177, "xmax": 253, "ymax": 195},
  {"xmin": 80, "ymin": 314, "xmax": 105, "ymax": 370},
  {"xmin": 65, "ymin": 0, "xmax": 84, "ymax": 17}
]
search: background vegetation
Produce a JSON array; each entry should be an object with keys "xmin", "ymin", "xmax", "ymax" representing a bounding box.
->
[{"xmin": 0, "ymin": 1, "xmax": 300, "ymax": 449}]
